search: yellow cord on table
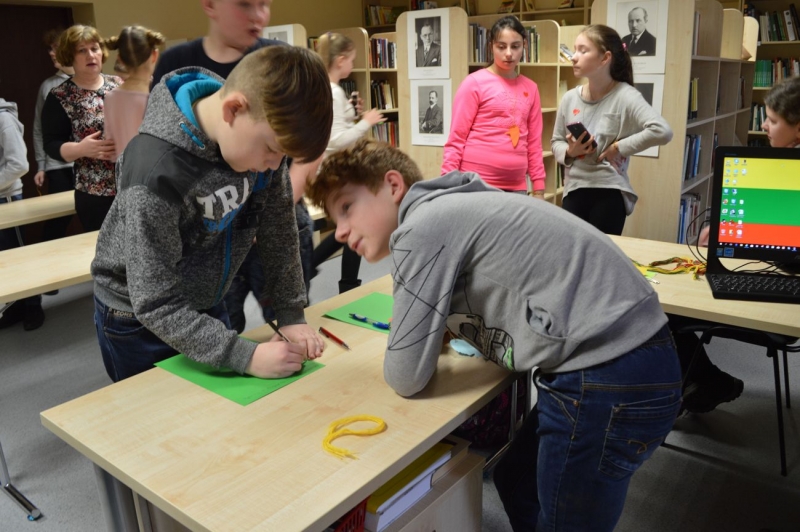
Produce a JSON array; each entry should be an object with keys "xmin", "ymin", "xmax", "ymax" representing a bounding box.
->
[
  {"xmin": 632, "ymin": 257, "xmax": 707, "ymax": 280},
  {"xmin": 323, "ymin": 415, "xmax": 387, "ymax": 459}
]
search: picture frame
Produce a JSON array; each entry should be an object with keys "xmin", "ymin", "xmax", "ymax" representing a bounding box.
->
[
  {"xmin": 608, "ymin": 0, "xmax": 669, "ymax": 74},
  {"xmin": 407, "ymin": 8, "xmax": 450, "ymax": 79},
  {"xmin": 632, "ymin": 74, "xmax": 665, "ymax": 157},
  {"xmin": 410, "ymin": 79, "xmax": 451, "ymax": 147},
  {"xmin": 262, "ymin": 24, "xmax": 294, "ymax": 45}
]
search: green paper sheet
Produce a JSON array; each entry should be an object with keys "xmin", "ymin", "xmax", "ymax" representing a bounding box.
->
[
  {"xmin": 323, "ymin": 292, "xmax": 394, "ymax": 334},
  {"xmin": 155, "ymin": 354, "xmax": 324, "ymax": 406}
]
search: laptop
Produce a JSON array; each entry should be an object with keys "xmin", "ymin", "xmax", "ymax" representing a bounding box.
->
[{"xmin": 706, "ymin": 146, "xmax": 800, "ymax": 304}]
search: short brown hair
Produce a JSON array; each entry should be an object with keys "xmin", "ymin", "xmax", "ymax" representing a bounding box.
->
[
  {"xmin": 307, "ymin": 139, "xmax": 422, "ymax": 215},
  {"xmin": 55, "ymin": 25, "xmax": 108, "ymax": 67},
  {"xmin": 224, "ymin": 45, "xmax": 332, "ymax": 164},
  {"xmin": 765, "ymin": 76, "xmax": 800, "ymax": 126}
]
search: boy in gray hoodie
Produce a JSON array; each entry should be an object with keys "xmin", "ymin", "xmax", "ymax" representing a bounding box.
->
[
  {"xmin": 91, "ymin": 46, "xmax": 332, "ymax": 382},
  {"xmin": 0, "ymin": 97, "xmax": 45, "ymax": 330},
  {"xmin": 307, "ymin": 139, "xmax": 682, "ymax": 532}
]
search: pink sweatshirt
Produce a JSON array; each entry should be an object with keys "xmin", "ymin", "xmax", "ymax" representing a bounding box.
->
[
  {"xmin": 442, "ymin": 68, "xmax": 545, "ymax": 191},
  {"xmin": 104, "ymin": 89, "xmax": 149, "ymax": 158}
]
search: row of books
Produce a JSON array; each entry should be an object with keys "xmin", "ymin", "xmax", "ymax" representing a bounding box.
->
[
  {"xmin": 751, "ymin": 6, "xmax": 800, "ymax": 42},
  {"xmin": 370, "ymin": 79, "xmax": 397, "ymax": 110},
  {"xmin": 683, "ymin": 134, "xmax": 703, "ymax": 181},
  {"xmin": 365, "ymin": 4, "xmax": 406, "ymax": 26},
  {"xmin": 372, "ymin": 120, "xmax": 400, "ymax": 148},
  {"xmin": 468, "ymin": 23, "xmax": 491, "ymax": 63},
  {"xmin": 750, "ymin": 103, "xmax": 768, "ymax": 131},
  {"xmin": 370, "ymin": 38, "xmax": 397, "ymax": 69},
  {"xmin": 521, "ymin": 26, "xmax": 542, "ymax": 64},
  {"xmin": 687, "ymin": 77, "xmax": 699, "ymax": 120},
  {"xmin": 753, "ymin": 58, "xmax": 800, "ymax": 87},
  {"xmin": 677, "ymin": 193, "xmax": 703, "ymax": 244},
  {"xmin": 410, "ymin": 0, "xmax": 438, "ymax": 9}
]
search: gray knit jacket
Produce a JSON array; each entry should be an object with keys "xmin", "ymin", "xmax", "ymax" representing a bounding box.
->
[{"xmin": 92, "ymin": 68, "xmax": 305, "ymax": 373}]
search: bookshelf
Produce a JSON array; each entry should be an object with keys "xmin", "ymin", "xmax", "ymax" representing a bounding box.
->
[
  {"xmin": 363, "ymin": 0, "xmax": 591, "ymax": 33},
  {"xmin": 734, "ymin": 1, "xmax": 800, "ymax": 144},
  {"xmin": 589, "ymin": 0, "xmax": 754, "ymax": 243},
  {"xmin": 331, "ymin": 27, "xmax": 401, "ymax": 147}
]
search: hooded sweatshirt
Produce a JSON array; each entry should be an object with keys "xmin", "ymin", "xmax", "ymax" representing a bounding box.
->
[
  {"xmin": 91, "ymin": 68, "xmax": 306, "ymax": 374},
  {"xmin": 0, "ymin": 99, "xmax": 28, "ymax": 196},
  {"xmin": 384, "ymin": 172, "xmax": 667, "ymax": 397}
]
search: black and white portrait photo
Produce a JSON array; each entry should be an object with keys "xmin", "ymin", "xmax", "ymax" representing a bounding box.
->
[
  {"xmin": 407, "ymin": 8, "xmax": 450, "ymax": 79},
  {"xmin": 411, "ymin": 80, "xmax": 451, "ymax": 146},
  {"xmin": 262, "ymin": 24, "xmax": 295, "ymax": 45},
  {"xmin": 632, "ymin": 74, "xmax": 664, "ymax": 157},
  {"xmin": 608, "ymin": 0, "xmax": 668, "ymax": 74}
]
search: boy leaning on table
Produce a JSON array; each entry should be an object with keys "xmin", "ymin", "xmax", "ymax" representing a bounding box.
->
[
  {"xmin": 306, "ymin": 138, "xmax": 682, "ymax": 532},
  {"xmin": 90, "ymin": 46, "xmax": 332, "ymax": 383}
]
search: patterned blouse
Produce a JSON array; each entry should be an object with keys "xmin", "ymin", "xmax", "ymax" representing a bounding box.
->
[{"xmin": 42, "ymin": 74, "xmax": 122, "ymax": 196}]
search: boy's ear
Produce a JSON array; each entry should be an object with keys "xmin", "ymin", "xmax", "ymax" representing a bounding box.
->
[
  {"xmin": 220, "ymin": 92, "xmax": 250, "ymax": 126},
  {"xmin": 384, "ymin": 170, "xmax": 409, "ymax": 205},
  {"xmin": 201, "ymin": 0, "xmax": 218, "ymax": 19}
]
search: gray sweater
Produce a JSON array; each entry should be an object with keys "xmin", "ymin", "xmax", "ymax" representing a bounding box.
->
[
  {"xmin": 33, "ymin": 71, "xmax": 72, "ymax": 173},
  {"xmin": 384, "ymin": 172, "xmax": 667, "ymax": 397},
  {"xmin": 552, "ymin": 83, "xmax": 673, "ymax": 214},
  {"xmin": 91, "ymin": 68, "xmax": 306, "ymax": 373},
  {"xmin": 0, "ymin": 99, "xmax": 28, "ymax": 196}
]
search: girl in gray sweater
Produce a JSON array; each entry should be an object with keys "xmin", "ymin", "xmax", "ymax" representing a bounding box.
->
[{"xmin": 552, "ymin": 24, "xmax": 672, "ymax": 235}]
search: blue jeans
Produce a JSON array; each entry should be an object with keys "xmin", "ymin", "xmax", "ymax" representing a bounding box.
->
[
  {"xmin": 493, "ymin": 324, "xmax": 682, "ymax": 532},
  {"xmin": 94, "ymin": 296, "xmax": 231, "ymax": 382}
]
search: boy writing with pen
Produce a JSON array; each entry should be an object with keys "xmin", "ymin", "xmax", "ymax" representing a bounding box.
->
[
  {"xmin": 91, "ymin": 46, "xmax": 332, "ymax": 382},
  {"xmin": 307, "ymin": 139, "xmax": 681, "ymax": 532}
]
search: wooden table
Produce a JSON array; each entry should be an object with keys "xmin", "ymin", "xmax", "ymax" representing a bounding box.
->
[
  {"xmin": 41, "ymin": 277, "xmax": 515, "ymax": 532},
  {"xmin": 0, "ymin": 231, "xmax": 97, "ymax": 305},
  {"xmin": 608, "ymin": 236, "xmax": 800, "ymax": 337},
  {"xmin": 0, "ymin": 191, "xmax": 75, "ymax": 231}
]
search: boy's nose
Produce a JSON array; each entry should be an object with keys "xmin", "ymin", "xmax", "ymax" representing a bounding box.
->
[{"xmin": 335, "ymin": 224, "xmax": 349, "ymax": 244}]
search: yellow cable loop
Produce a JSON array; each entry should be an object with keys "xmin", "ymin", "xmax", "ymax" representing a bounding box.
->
[
  {"xmin": 632, "ymin": 257, "xmax": 707, "ymax": 280},
  {"xmin": 322, "ymin": 415, "xmax": 387, "ymax": 459}
]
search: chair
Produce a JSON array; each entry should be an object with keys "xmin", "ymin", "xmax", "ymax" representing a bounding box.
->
[{"xmin": 682, "ymin": 324, "xmax": 800, "ymax": 476}]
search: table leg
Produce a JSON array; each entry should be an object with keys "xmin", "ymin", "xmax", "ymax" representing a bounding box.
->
[
  {"xmin": 94, "ymin": 465, "xmax": 139, "ymax": 531},
  {"xmin": 0, "ymin": 439, "xmax": 42, "ymax": 521}
]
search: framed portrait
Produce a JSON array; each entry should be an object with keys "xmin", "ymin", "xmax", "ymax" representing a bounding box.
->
[
  {"xmin": 407, "ymin": 8, "xmax": 450, "ymax": 79},
  {"xmin": 608, "ymin": 0, "xmax": 668, "ymax": 74},
  {"xmin": 263, "ymin": 24, "xmax": 294, "ymax": 45},
  {"xmin": 632, "ymin": 74, "xmax": 665, "ymax": 157},
  {"xmin": 410, "ymin": 79, "xmax": 451, "ymax": 147}
]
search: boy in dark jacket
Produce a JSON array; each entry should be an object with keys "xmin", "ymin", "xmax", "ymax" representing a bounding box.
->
[{"xmin": 91, "ymin": 46, "xmax": 332, "ymax": 381}]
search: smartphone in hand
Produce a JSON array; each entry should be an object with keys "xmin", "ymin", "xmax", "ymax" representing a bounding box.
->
[
  {"xmin": 350, "ymin": 91, "xmax": 359, "ymax": 108},
  {"xmin": 566, "ymin": 121, "xmax": 598, "ymax": 149}
]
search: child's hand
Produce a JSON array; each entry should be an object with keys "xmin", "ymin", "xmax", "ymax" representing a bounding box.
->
[
  {"xmin": 34, "ymin": 171, "xmax": 46, "ymax": 187},
  {"xmin": 279, "ymin": 323, "xmax": 325, "ymax": 360},
  {"xmin": 597, "ymin": 141, "xmax": 625, "ymax": 171},
  {"xmin": 246, "ymin": 341, "xmax": 307, "ymax": 378},
  {"xmin": 565, "ymin": 132, "xmax": 596, "ymax": 158},
  {"xmin": 362, "ymin": 109, "xmax": 386, "ymax": 127}
]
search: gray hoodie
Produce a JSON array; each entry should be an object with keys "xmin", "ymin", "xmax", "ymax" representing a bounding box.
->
[
  {"xmin": 384, "ymin": 172, "xmax": 667, "ymax": 397},
  {"xmin": 91, "ymin": 68, "xmax": 306, "ymax": 373},
  {"xmin": 0, "ymin": 99, "xmax": 28, "ymax": 196}
]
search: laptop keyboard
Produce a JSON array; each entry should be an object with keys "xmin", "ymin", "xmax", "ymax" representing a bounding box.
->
[{"xmin": 707, "ymin": 273, "xmax": 800, "ymax": 304}]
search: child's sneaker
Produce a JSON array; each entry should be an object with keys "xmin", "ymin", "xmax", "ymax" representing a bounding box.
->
[{"xmin": 683, "ymin": 366, "xmax": 744, "ymax": 414}]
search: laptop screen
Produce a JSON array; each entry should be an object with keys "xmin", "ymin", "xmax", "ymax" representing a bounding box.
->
[{"xmin": 708, "ymin": 146, "xmax": 800, "ymax": 266}]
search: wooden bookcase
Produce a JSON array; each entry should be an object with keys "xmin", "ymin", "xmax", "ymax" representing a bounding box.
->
[
  {"xmin": 330, "ymin": 27, "xmax": 401, "ymax": 147},
  {"xmin": 589, "ymin": 0, "xmax": 754, "ymax": 242}
]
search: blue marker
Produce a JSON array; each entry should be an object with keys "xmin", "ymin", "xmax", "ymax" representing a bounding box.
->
[{"xmin": 349, "ymin": 313, "xmax": 391, "ymax": 330}]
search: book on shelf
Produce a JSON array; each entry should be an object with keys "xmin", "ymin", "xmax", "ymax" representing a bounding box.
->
[
  {"xmin": 692, "ymin": 11, "xmax": 700, "ymax": 55},
  {"xmin": 364, "ymin": 442, "xmax": 453, "ymax": 532},
  {"xmin": 558, "ymin": 0, "xmax": 574, "ymax": 8},
  {"xmin": 497, "ymin": 0, "xmax": 516, "ymax": 14},
  {"xmin": 307, "ymin": 36, "xmax": 319, "ymax": 51},
  {"xmin": 431, "ymin": 435, "xmax": 471, "ymax": 484},
  {"xmin": 677, "ymin": 193, "xmax": 702, "ymax": 244}
]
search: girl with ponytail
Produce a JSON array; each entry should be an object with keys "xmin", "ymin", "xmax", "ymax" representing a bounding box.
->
[
  {"xmin": 104, "ymin": 26, "xmax": 166, "ymax": 157},
  {"xmin": 552, "ymin": 24, "xmax": 672, "ymax": 235}
]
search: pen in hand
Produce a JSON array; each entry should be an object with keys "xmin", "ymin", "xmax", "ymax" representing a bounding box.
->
[
  {"xmin": 319, "ymin": 327, "xmax": 351, "ymax": 350},
  {"xmin": 266, "ymin": 320, "xmax": 291, "ymax": 342}
]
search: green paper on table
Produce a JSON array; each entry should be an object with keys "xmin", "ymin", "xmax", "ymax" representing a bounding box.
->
[
  {"xmin": 155, "ymin": 354, "xmax": 324, "ymax": 406},
  {"xmin": 324, "ymin": 292, "xmax": 394, "ymax": 334}
]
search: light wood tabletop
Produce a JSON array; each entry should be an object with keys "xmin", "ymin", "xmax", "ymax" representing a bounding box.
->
[
  {"xmin": 0, "ymin": 191, "xmax": 75, "ymax": 230},
  {"xmin": 40, "ymin": 276, "xmax": 515, "ymax": 532},
  {"xmin": 609, "ymin": 235, "xmax": 800, "ymax": 338},
  {"xmin": 0, "ymin": 231, "xmax": 97, "ymax": 304}
]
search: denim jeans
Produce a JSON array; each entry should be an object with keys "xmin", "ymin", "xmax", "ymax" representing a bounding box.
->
[
  {"xmin": 493, "ymin": 324, "xmax": 682, "ymax": 532},
  {"xmin": 94, "ymin": 296, "xmax": 231, "ymax": 382}
]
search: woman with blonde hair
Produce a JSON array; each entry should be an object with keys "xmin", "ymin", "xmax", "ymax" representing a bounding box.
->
[
  {"xmin": 42, "ymin": 24, "xmax": 122, "ymax": 231},
  {"xmin": 104, "ymin": 26, "xmax": 166, "ymax": 157}
]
